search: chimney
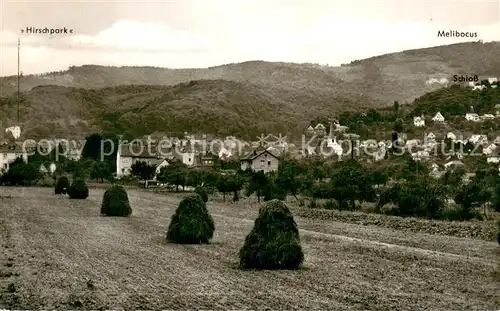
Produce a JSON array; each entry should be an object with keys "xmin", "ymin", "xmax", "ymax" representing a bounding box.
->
[{"xmin": 253, "ymin": 150, "xmax": 257, "ymax": 155}]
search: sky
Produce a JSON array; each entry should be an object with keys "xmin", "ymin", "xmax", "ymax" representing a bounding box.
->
[{"xmin": 0, "ymin": 0, "xmax": 499, "ymax": 76}]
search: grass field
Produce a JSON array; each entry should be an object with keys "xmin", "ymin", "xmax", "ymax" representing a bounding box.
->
[{"xmin": 0, "ymin": 187, "xmax": 499, "ymax": 310}]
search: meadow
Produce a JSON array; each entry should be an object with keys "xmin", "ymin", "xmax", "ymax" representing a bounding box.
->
[{"xmin": 0, "ymin": 186, "xmax": 498, "ymax": 310}]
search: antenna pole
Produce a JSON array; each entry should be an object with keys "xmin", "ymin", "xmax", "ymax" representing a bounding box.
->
[{"xmin": 17, "ymin": 37, "xmax": 20, "ymax": 123}]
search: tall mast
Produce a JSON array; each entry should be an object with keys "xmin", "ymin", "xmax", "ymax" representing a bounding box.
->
[{"xmin": 17, "ymin": 37, "xmax": 20, "ymax": 123}]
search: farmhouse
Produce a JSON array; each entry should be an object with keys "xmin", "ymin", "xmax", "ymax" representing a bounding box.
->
[
  {"xmin": 240, "ymin": 149, "xmax": 279, "ymax": 173},
  {"xmin": 0, "ymin": 143, "xmax": 28, "ymax": 172},
  {"xmin": 413, "ymin": 115, "xmax": 425, "ymax": 127},
  {"xmin": 432, "ymin": 112, "xmax": 445, "ymax": 122},
  {"xmin": 465, "ymin": 113, "xmax": 480, "ymax": 122}
]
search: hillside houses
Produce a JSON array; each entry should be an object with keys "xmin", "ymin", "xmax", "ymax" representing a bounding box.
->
[
  {"xmin": 465, "ymin": 113, "xmax": 480, "ymax": 122},
  {"xmin": 314, "ymin": 123, "xmax": 327, "ymax": 136},
  {"xmin": 468, "ymin": 134, "xmax": 488, "ymax": 145},
  {"xmin": 431, "ymin": 112, "xmax": 444, "ymax": 122},
  {"xmin": 487, "ymin": 151, "xmax": 500, "ymax": 163},
  {"xmin": 413, "ymin": 114, "xmax": 425, "ymax": 127}
]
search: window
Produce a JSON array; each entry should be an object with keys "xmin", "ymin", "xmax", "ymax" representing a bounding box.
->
[
  {"xmin": 260, "ymin": 159, "xmax": 265, "ymax": 167},
  {"xmin": 188, "ymin": 158, "xmax": 191, "ymax": 162},
  {"xmin": 268, "ymin": 161, "xmax": 271, "ymax": 166}
]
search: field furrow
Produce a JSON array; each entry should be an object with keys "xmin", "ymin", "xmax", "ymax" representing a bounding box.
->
[{"xmin": 0, "ymin": 187, "xmax": 498, "ymax": 310}]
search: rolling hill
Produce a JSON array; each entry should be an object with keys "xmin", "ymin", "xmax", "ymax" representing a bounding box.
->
[{"xmin": 0, "ymin": 41, "xmax": 499, "ymax": 140}]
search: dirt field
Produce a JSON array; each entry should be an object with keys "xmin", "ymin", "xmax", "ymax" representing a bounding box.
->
[{"xmin": 0, "ymin": 187, "xmax": 499, "ymax": 310}]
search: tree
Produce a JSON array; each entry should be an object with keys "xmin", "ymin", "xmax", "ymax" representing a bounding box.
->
[
  {"xmin": 90, "ymin": 160, "xmax": 111, "ymax": 183},
  {"xmin": 227, "ymin": 174, "xmax": 245, "ymax": 201},
  {"xmin": 101, "ymin": 185, "xmax": 132, "ymax": 216},
  {"xmin": 454, "ymin": 181, "xmax": 491, "ymax": 219},
  {"xmin": 216, "ymin": 174, "xmax": 231, "ymax": 201},
  {"xmin": 1, "ymin": 158, "xmax": 41, "ymax": 185},
  {"xmin": 329, "ymin": 160, "xmax": 374, "ymax": 210},
  {"xmin": 166, "ymin": 194, "xmax": 215, "ymax": 244},
  {"xmin": 393, "ymin": 101, "xmax": 399, "ymax": 114},
  {"xmin": 245, "ymin": 171, "xmax": 269, "ymax": 202},
  {"xmin": 276, "ymin": 160, "xmax": 301, "ymax": 201},
  {"xmin": 158, "ymin": 165, "xmax": 187, "ymax": 191},
  {"xmin": 239, "ymin": 200, "xmax": 304, "ymax": 269},
  {"xmin": 380, "ymin": 178, "xmax": 445, "ymax": 218},
  {"xmin": 81, "ymin": 133, "xmax": 103, "ymax": 161},
  {"xmin": 131, "ymin": 161, "xmax": 156, "ymax": 181},
  {"xmin": 372, "ymin": 170, "xmax": 388, "ymax": 188},
  {"xmin": 393, "ymin": 118, "xmax": 404, "ymax": 133}
]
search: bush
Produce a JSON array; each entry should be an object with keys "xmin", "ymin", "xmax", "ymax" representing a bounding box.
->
[
  {"xmin": 239, "ymin": 199, "xmax": 304, "ymax": 270},
  {"xmin": 68, "ymin": 179, "xmax": 89, "ymax": 199},
  {"xmin": 101, "ymin": 185, "xmax": 132, "ymax": 216},
  {"xmin": 497, "ymin": 219, "xmax": 500, "ymax": 245},
  {"xmin": 194, "ymin": 186, "xmax": 208, "ymax": 202},
  {"xmin": 55, "ymin": 176, "xmax": 70, "ymax": 194},
  {"xmin": 166, "ymin": 194, "xmax": 215, "ymax": 244}
]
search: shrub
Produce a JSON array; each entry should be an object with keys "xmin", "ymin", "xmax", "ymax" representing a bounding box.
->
[
  {"xmin": 55, "ymin": 176, "xmax": 70, "ymax": 194},
  {"xmin": 166, "ymin": 194, "xmax": 214, "ymax": 244},
  {"xmin": 68, "ymin": 179, "xmax": 89, "ymax": 199},
  {"xmin": 239, "ymin": 199, "xmax": 304, "ymax": 270},
  {"xmin": 194, "ymin": 186, "xmax": 208, "ymax": 202},
  {"xmin": 101, "ymin": 185, "xmax": 132, "ymax": 216},
  {"xmin": 497, "ymin": 219, "xmax": 500, "ymax": 245}
]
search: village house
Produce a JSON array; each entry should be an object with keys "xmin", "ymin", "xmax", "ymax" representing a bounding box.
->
[
  {"xmin": 446, "ymin": 132, "xmax": 457, "ymax": 141},
  {"xmin": 305, "ymin": 125, "xmax": 314, "ymax": 136},
  {"xmin": 488, "ymin": 77, "xmax": 497, "ymax": 85},
  {"xmin": 444, "ymin": 160, "xmax": 464, "ymax": 170},
  {"xmin": 314, "ymin": 123, "xmax": 326, "ymax": 136},
  {"xmin": 432, "ymin": 112, "xmax": 445, "ymax": 122},
  {"xmin": 483, "ymin": 143, "xmax": 497, "ymax": 155},
  {"xmin": 196, "ymin": 151, "xmax": 218, "ymax": 168},
  {"xmin": 426, "ymin": 132, "xmax": 436, "ymax": 141},
  {"xmin": 468, "ymin": 134, "xmax": 488, "ymax": 145},
  {"xmin": 465, "ymin": 113, "xmax": 480, "ymax": 122},
  {"xmin": 116, "ymin": 142, "xmax": 177, "ymax": 178},
  {"xmin": 493, "ymin": 136, "xmax": 500, "ymax": 145},
  {"xmin": 472, "ymin": 85, "xmax": 486, "ymax": 91},
  {"xmin": 240, "ymin": 149, "xmax": 279, "ymax": 173},
  {"xmin": 0, "ymin": 143, "xmax": 29, "ymax": 172},
  {"xmin": 481, "ymin": 114, "xmax": 495, "ymax": 120},
  {"xmin": 411, "ymin": 150, "xmax": 430, "ymax": 161},
  {"xmin": 413, "ymin": 114, "xmax": 425, "ymax": 127},
  {"xmin": 487, "ymin": 151, "xmax": 500, "ymax": 164}
]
